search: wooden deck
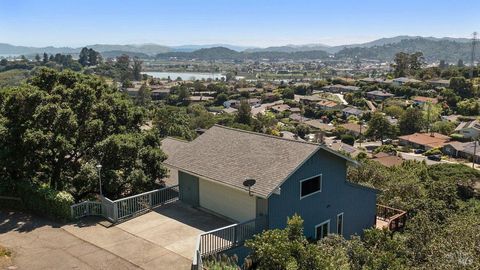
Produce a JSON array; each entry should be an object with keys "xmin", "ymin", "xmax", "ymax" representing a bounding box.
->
[{"xmin": 376, "ymin": 204, "xmax": 407, "ymax": 232}]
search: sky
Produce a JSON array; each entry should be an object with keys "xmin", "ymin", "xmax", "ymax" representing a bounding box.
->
[{"xmin": 1, "ymin": 0, "xmax": 479, "ymax": 48}]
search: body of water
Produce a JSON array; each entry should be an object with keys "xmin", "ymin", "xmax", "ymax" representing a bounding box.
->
[{"xmin": 142, "ymin": 71, "xmax": 225, "ymax": 81}]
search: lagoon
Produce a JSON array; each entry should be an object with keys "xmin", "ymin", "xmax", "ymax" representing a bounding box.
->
[{"xmin": 142, "ymin": 71, "xmax": 225, "ymax": 81}]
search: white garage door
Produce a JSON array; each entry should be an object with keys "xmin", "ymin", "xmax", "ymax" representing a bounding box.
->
[{"xmin": 199, "ymin": 179, "xmax": 256, "ymax": 222}]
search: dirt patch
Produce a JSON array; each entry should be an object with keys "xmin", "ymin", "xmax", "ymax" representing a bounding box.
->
[{"xmin": 0, "ymin": 245, "xmax": 13, "ymax": 269}]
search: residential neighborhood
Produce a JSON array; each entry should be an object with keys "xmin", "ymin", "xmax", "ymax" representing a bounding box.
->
[{"xmin": 1, "ymin": 1, "xmax": 480, "ymax": 270}]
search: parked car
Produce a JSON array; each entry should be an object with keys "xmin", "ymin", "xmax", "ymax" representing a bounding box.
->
[
  {"xmin": 414, "ymin": 149, "xmax": 425, "ymax": 154},
  {"xmin": 427, "ymin": 154, "xmax": 442, "ymax": 161}
]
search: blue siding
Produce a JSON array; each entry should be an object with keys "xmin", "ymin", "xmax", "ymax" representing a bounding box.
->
[
  {"xmin": 268, "ymin": 149, "xmax": 377, "ymax": 239},
  {"xmin": 178, "ymin": 171, "xmax": 199, "ymax": 206}
]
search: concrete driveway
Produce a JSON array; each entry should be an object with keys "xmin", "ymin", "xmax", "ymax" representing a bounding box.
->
[
  {"xmin": 1, "ymin": 202, "xmax": 231, "ymax": 270},
  {"xmin": 0, "ymin": 211, "xmax": 138, "ymax": 270},
  {"xmin": 63, "ymin": 201, "xmax": 231, "ymax": 270}
]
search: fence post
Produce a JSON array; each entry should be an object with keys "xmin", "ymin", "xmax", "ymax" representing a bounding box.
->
[
  {"xmin": 70, "ymin": 205, "xmax": 74, "ymax": 219},
  {"xmin": 149, "ymin": 192, "xmax": 153, "ymax": 209},
  {"xmin": 113, "ymin": 202, "xmax": 118, "ymax": 222}
]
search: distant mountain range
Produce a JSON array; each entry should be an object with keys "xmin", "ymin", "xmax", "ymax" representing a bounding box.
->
[{"xmin": 0, "ymin": 35, "xmax": 475, "ymax": 62}]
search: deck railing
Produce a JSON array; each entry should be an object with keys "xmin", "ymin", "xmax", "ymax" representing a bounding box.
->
[
  {"xmin": 71, "ymin": 201, "xmax": 103, "ymax": 219},
  {"xmin": 192, "ymin": 215, "xmax": 267, "ymax": 270},
  {"xmin": 70, "ymin": 185, "xmax": 179, "ymax": 223},
  {"xmin": 376, "ymin": 204, "xmax": 407, "ymax": 231}
]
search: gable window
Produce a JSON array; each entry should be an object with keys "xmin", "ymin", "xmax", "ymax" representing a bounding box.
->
[
  {"xmin": 337, "ymin": 213, "xmax": 344, "ymax": 235},
  {"xmin": 300, "ymin": 174, "xmax": 322, "ymax": 199},
  {"xmin": 315, "ymin": 220, "xmax": 330, "ymax": 241}
]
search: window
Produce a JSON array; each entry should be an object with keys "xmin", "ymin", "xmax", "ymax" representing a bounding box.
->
[
  {"xmin": 300, "ymin": 175, "xmax": 322, "ymax": 199},
  {"xmin": 315, "ymin": 220, "xmax": 330, "ymax": 240},
  {"xmin": 337, "ymin": 213, "xmax": 344, "ymax": 235}
]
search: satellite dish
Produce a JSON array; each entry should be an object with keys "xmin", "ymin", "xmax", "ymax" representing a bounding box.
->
[{"xmin": 243, "ymin": 178, "xmax": 256, "ymax": 196}]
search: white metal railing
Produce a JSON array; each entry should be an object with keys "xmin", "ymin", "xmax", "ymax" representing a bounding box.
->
[
  {"xmin": 71, "ymin": 201, "xmax": 103, "ymax": 219},
  {"xmin": 192, "ymin": 215, "xmax": 267, "ymax": 269},
  {"xmin": 70, "ymin": 185, "xmax": 179, "ymax": 223}
]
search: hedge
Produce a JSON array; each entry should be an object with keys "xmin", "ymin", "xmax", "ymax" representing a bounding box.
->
[{"xmin": 1, "ymin": 181, "xmax": 74, "ymax": 222}]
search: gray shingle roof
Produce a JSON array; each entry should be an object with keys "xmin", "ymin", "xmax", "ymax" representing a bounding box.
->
[
  {"xmin": 164, "ymin": 125, "xmax": 327, "ymax": 198},
  {"xmin": 161, "ymin": 137, "xmax": 189, "ymax": 158}
]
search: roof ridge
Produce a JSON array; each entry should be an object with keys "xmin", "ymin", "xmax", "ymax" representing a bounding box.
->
[
  {"xmin": 162, "ymin": 136, "xmax": 190, "ymax": 143},
  {"xmin": 212, "ymin": 124, "xmax": 320, "ymax": 146}
]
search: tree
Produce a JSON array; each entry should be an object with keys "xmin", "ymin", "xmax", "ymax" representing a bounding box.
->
[
  {"xmin": 78, "ymin": 47, "xmax": 89, "ymax": 66},
  {"xmin": 0, "ymin": 68, "xmax": 164, "ymax": 200},
  {"xmin": 236, "ymin": 99, "xmax": 251, "ymax": 125},
  {"xmin": 295, "ymin": 124, "xmax": 310, "ymax": 139},
  {"xmin": 450, "ymin": 77, "xmax": 472, "ymax": 98},
  {"xmin": 34, "ymin": 54, "xmax": 41, "ymax": 62},
  {"xmin": 153, "ymin": 107, "xmax": 196, "ymax": 140},
  {"xmin": 214, "ymin": 93, "xmax": 228, "ymax": 106},
  {"xmin": 393, "ymin": 52, "xmax": 425, "ymax": 77},
  {"xmin": 42, "ymin": 52, "xmax": 49, "ymax": 64},
  {"xmin": 399, "ymin": 107, "xmax": 426, "ymax": 135},
  {"xmin": 132, "ymin": 57, "xmax": 143, "ymax": 81},
  {"xmin": 87, "ymin": 48, "xmax": 101, "ymax": 66},
  {"xmin": 135, "ymin": 83, "xmax": 151, "ymax": 107},
  {"xmin": 431, "ymin": 121, "xmax": 455, "ymax": 135},
  {"xmin": 365, "ymin": 112, "xmax": 395, "ymax": 142}
]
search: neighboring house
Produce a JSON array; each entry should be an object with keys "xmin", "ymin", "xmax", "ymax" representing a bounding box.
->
[
  {"xmin": 371, "ymin": 152, "xmax": 404, "ymax": 167},
  {"xmin": 398, "ymin": 132, "xmax": 450, "ymax": 150},
  {"xmin": 160, "ymin": 137, "xmax": 189, "ymax": 186},
  {"xmin": 289, "ymin": 113, "xmax": 310, "ymax": 122},
  {"xmin": 427, "ymin": 79, "xmax": 450, "ymax": 88},
  {"xmin": 366, "ymin": 90, "xmax": 394, "ymax": 101},
  {"xmin": 321, "ymin": 84, "xmax": 361, "ymax": 93},
  {"xmin": 188, "ymin": 96, "xmax": 214, "ymax": 103},
  {"xmin": 340, "ymin": 123, "xmax": 365, "ymax": 137},
  {"xmin": 411, "ymin": 96, "xmax": 438, "ymax": 105},
  {"xmin": 295, "ymin": 94, "xmax": 324, "ymax": 105},
  {"xmin": 223, "ymin": 99, "xmax": 240, "ymax": 108},
  {"xmin": 342, "ymin": 107, "xmax": 365, "ymax": 118},
  {"xmin": 324, "ymin": 138, "xmax": 363, "ymax": 157},
  {"xmin": 222, "ymin": 107, "xmax": 238, "ymax": 114},
  {"xmin": 164, "ymin": 125, "xmax": 378, "ymax": 240},
  {"xmin": 443, "ymin": 141, "xmax": 480, "ymax": 163},
  {"xmin": 454, "ymin": 120, "xmax": 480, "ymax": 139},
  {"xmin": 304, "ymin": 120, "xmax": 335, "ymax": 132},
  {"xmin": 151, "ymin": 88, "xmax": 170, "ymax": 100},
  {"xmin": 316, "ymin": 99, "xmax": 344, "ymax": 111},
  {"xmin": 392, "ymin": 77, "xmax": 421, "ymax": 86},
  {"xmin": 271, "ymin": 104, "xmax": 291, "ymax": 113}
]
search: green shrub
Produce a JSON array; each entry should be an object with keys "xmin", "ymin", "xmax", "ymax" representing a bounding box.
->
[
  {"xmin": 424, "ymin": 148, "xmax": 442, "ymax": 156},
  {"xmin": 16, "ymin": 182, "xmax": 74, "ymax": 221},
  {"xmin": 340, "ymin": 134, "xmax": 355, "ymax": 146}
]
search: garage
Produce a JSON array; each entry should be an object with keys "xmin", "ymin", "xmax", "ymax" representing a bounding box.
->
[{"xmin": 199, "ymin": 178, "xmax": 256, "ymax": 222}]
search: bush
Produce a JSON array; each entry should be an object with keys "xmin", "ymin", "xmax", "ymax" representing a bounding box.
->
[
  {"xmin": 341, "ymin": 134, "xmax": 355, "ymax": 146},
  {"xmin": 424, "ymin": 148, "xmax": 442, "ymax": 156},
  {"xmin": 16, "ymin": 182, "xmax": 74, "ymax": 221}
]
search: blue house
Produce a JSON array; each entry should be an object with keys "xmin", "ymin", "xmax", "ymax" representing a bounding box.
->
[{"xmin": 165, "ymin": 125, "xmax": 378, "ymax": 241}]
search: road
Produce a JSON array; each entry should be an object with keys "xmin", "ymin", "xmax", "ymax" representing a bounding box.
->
[{"xmin": 400, "ymin": 152, "xmax": 447, "ymax": 165}]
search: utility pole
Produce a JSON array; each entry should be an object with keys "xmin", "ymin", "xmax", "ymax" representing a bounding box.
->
[
  {"xmin": 470, "ymin": 32, "xmax": 477, "ymax": 79},
  {"xmin": 473, "ymin": 139, "xmax": 478, "ymax": 169}
]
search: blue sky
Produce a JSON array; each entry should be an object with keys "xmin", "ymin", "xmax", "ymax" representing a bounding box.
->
[{"xmin": 1, "ymin": 0, "xmax": 479, "ymax": 47}]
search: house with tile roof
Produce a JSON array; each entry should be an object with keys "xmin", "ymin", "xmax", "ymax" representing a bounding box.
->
[
  {"xmin": 398, "ymin": 132, "xmax": 450, "ymax": 150},
  {"xmin": 164, "ymin": 125, "xmax": 378, "ymax": 241}
]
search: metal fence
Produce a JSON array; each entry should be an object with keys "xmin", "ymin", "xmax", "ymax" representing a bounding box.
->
[
  {"xmin": 70, "ymin": 185, "xmax": 179, "ymax": 223},
  {"xmin": 192, "ymin": 215, "xmax": 267, "ymax": 269},
  {"xmin": 71, "ymin": 201, "xmax": 103, "ymax": 219}
]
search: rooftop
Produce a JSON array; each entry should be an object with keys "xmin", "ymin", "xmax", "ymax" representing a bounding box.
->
[
  {"xmin": 398, "ymin": 132, "xmax": 450, "ymax": 148},
  {"xmin": 165, "ymin": 125, "xmax": 352, "ymax": 198}
]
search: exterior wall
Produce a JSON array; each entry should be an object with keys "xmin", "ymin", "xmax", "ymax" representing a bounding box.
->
[
  {"xmin": 458, "ymin": 128, "xmax": 480, "ymax": 139},
  {"xmin": 199, "ymin": 178, "xmax": 256, "ymax": 222},
  {"xmin": 178, "ymin": 171, "xmax": 199, "ymax": 207},
  {"xmin": 267, "ymin": 149, "xmax": 377, "ymax": 239}
]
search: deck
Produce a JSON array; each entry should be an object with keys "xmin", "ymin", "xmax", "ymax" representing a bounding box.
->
[{"xmin": 375, "ymin": 204, "xmax": 407, "ymax": 231}]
